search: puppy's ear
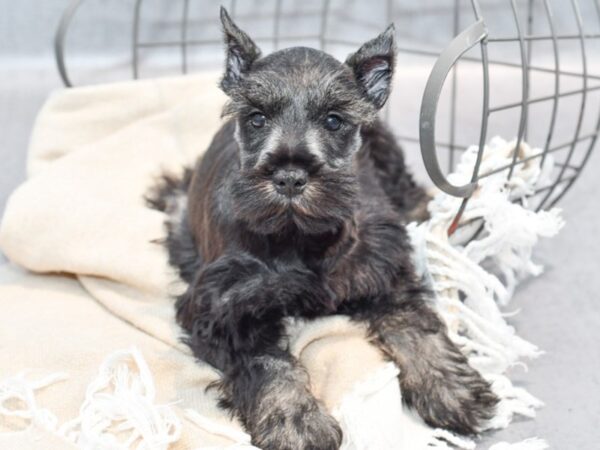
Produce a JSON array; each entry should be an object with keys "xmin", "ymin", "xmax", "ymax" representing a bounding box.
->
[
  {"xmin": 219, "ymin": 7, "xmax": 261, "ymax": 92},
  {"xmin": 345, "ymin": 24, "xmax": 396, "ymax": 109}
]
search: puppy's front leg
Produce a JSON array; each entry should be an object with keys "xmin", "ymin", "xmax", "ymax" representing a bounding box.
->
[
  {"xmin": 224, "ymin": 349, "xmax": 342, "ymax": 450},
  {"xmin": 176, "ymin": 254, "xmax": 342, "ymax": 450},
  {"xmin": 347, "ymin": 291, "xmax": 498, "ymax": 435}
]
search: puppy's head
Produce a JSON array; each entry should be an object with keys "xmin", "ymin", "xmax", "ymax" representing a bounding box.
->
[{"xmin": 218, "ymin": 7, "xmax": 396, "ymax": 235}]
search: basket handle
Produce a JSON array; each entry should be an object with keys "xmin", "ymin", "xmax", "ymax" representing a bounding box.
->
[
  {"xmin": 54, "ymin": 0, "xmax": 83, "ymax": 87},
  {"xmin": 419, "ymin": 19, "xmax": 488, "ymax": 198}
]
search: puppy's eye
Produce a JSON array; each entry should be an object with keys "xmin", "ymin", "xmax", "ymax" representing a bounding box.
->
[
  {"xmin": 249, "ymin": 113, "xmax": 266, "ymax": 128},
  {"xmin": 324, "ymin": 114, "xmax": 342, "ymax": 131}
]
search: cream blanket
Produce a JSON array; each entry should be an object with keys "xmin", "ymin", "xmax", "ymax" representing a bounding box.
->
[{"xmin": 0, "ymin": 73, "xmax": 551, "ymax": 449}]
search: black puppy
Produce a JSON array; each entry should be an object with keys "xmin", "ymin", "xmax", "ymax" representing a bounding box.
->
[{"xmin": 148, "ymin": 8, "xmax": 497, "ymax": 450}]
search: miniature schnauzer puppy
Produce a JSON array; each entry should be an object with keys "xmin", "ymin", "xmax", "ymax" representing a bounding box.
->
[{"xmin": 149, "ymin": 7, "xmax": 497, "ymax": 450}]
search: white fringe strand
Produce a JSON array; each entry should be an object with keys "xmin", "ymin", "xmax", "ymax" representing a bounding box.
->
[
  {"xmin": 58, "ymin": 347, "xmax": 182, "ymax": 450},
  {"xmin": 489, "ymin": 438, "xmax": 548, "ymax": 450},
  {"xmin": 0, "ymin": 371, "xmax": 68, "ymax": 433}
]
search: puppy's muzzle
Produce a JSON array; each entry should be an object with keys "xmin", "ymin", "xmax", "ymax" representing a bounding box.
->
[{"xmin": 272, "ymin": 168, "xmax": 308, "ymax": 197}]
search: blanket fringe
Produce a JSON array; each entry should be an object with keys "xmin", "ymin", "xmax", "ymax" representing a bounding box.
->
[
  {"xmin": 488, "ymin": 438, "xmax": 548, "ymax": 450},
  {"xmin": 0, "ymin": 371, "xmax": 68, "ymax": 433},
  {"xmin": 427, "ymin": 429, "xmax": 476, "ymax": 449},
  {"xmin": 486, "ymin": 374, "xmax": 544, "ymax": 430},
  {"xmin": 58, "ymin": 347, "xmax": 181, "ymax": 450}
]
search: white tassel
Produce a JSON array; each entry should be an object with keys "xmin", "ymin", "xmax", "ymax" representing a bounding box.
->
[
  {"xmin": 428, "ymin": 428, "xmax": 476, "ymax": 449},
  {"xmin": 59, "ymin": 347, "xmax": 182, "ymax": 450},
  {"xmin": 489, "ymin": 438, "xmax": 548, "ymax": 450},
  {"xmin": 0, "ymin": 371, "xmax": 68, "ymax": 432}
]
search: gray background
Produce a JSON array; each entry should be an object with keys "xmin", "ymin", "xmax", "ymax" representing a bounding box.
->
[{"xmin": 1, "ymin": 1, "xmax": 599, "ymax": 448}]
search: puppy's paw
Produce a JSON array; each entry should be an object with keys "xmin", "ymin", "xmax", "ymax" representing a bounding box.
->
[
  {"xmin": 251, "ymin": 399, "xmax": 342, "ymax": 450},
  {"xmin": 279, "ymin": 267, "xmax": 339, "ymax": 315},
  {"xmin": 402, "ymin": 356, "xmax": 498, "ymax": 435}
]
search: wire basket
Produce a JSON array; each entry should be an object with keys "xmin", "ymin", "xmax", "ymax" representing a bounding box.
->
[{"xmin": 55, "ymin": 0, "xmax": 600, "ymax": 231}]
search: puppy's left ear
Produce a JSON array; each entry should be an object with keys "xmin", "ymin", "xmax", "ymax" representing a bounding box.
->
[
  {"xmin": 219, "ymin": 7, "xmax": 261, "ymax": 93},
  {"xmin": 345, "ymin": 24, "xmax": 396, "ymax": 109}
]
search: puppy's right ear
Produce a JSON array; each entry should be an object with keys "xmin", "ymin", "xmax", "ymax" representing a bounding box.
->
[{"xmin": 219, "ymin": 7, "xmax": 261, "ymax": 93}]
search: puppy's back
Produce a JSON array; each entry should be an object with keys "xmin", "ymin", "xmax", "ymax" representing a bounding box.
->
[
  {"xmin": 146, "ymin": 120, "xmax": 238, "ymax": 281},
  {"xmin": 359, "ymin": 121, "xmax": 430, "ymax": 222}
]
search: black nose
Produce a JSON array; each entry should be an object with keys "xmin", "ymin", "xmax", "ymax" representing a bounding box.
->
[{"xmin": 272, "ymin": 168, "xmax": 308, "ymax": 197}]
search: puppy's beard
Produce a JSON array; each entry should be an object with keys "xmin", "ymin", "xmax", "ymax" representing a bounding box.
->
[
  {"xmin": 230, "ymin": 171, "xmax": 358, "ymax": 235},
  {"xmin": 289, "ymin": 174, "xmax": 358, "ymax": 234},
  {"xmin": 230, "ymin": 176, "xmax": 289, "ymax": 234}
]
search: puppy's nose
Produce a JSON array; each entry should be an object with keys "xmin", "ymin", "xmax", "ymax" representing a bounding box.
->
[{"xmin": 272, "ymin": 168, "xmax": 307, "ymax": 197}]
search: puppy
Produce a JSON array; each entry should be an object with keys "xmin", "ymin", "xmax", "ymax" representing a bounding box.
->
[{"xmin": 148, "ymin": 8, "xmax": 497, "ymax": 450}]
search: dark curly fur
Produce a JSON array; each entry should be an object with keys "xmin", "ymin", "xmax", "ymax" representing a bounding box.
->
[{"xmin": 147, "ymin": 7, "xmax": 497, "ymax": 449}]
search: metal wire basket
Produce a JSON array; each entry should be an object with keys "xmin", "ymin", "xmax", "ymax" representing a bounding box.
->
[{"xmin": 55, "ymin": 0, "xmax": 600, "ymax": 231}]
